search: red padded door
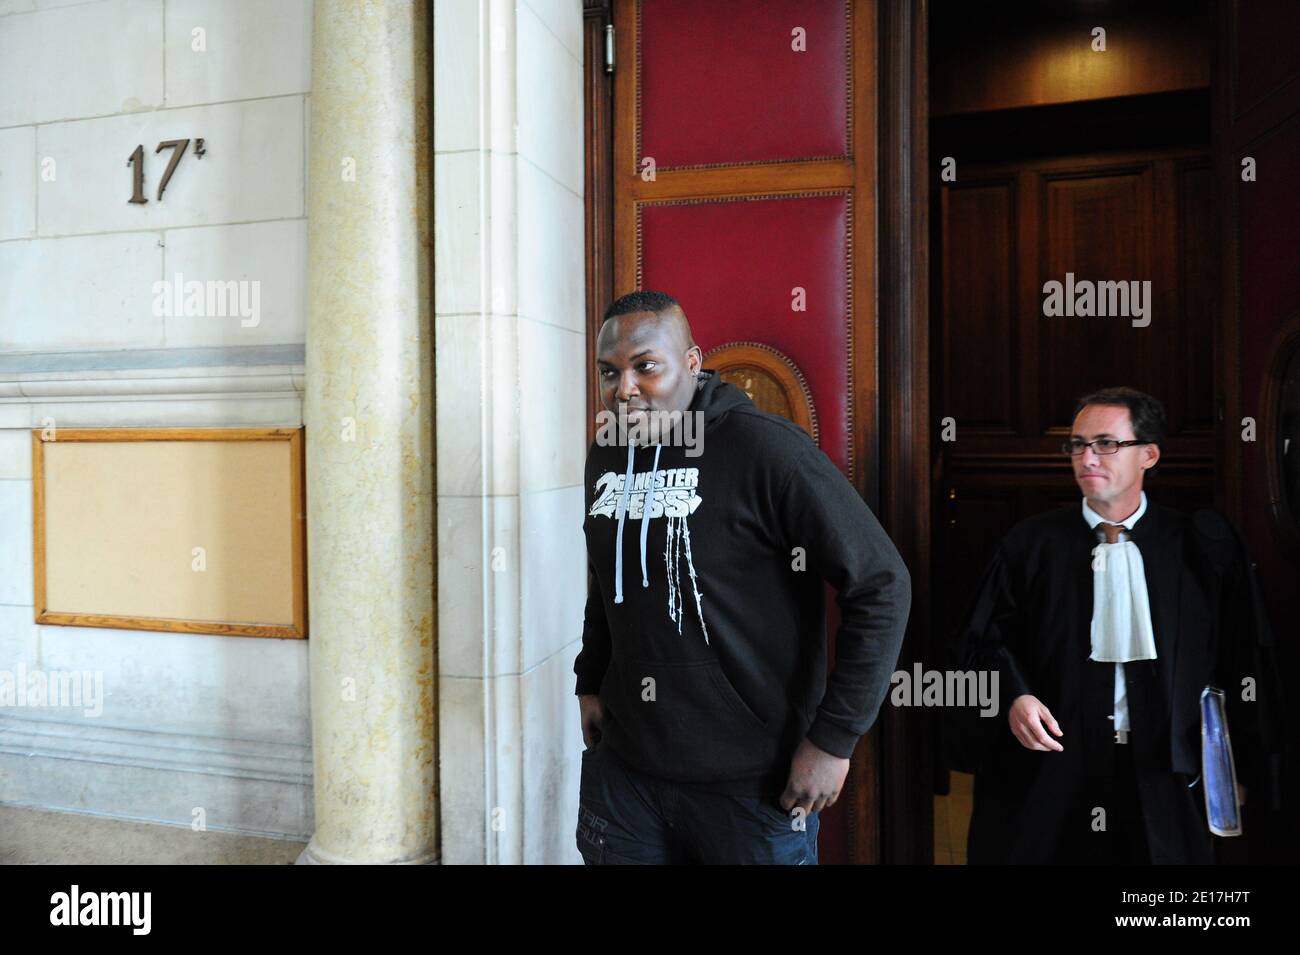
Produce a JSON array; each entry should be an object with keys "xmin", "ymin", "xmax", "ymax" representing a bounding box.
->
[{"xmin": 608, "ymin": 0, "xmax": 879, "ymax": 864}]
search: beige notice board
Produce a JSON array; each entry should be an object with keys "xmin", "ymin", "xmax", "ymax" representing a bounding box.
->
[{"xmin": 32, "ymin": 428, "xmax": 306, "ymax": 638}]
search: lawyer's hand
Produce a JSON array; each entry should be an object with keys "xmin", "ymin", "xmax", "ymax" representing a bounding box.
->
[
  {"xmin": 579, "ymin": 694, "xmax": 606, "ymax": 750},
  {"xmin": 1009, "ymin": 694, "xmax": 1064, "ymax": 752},
  {"xmin": 781, "ymin": 737, "xmax": 851, "ymax": 817}
]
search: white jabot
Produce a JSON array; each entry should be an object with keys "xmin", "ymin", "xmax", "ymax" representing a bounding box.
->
[{"xmin": 1081, "ymin": 491, "xmax": 1158, "ymax": 733}]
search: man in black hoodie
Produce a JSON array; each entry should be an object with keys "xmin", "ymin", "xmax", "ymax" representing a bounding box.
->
[{"xmin": 573, "ymin": 290, "xmax": 911, "ymax": 864}]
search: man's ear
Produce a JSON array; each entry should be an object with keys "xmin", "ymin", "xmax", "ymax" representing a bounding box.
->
[
  {"xmin": 686, "ymin": 346, "xmax": 703, "ymax": 375},
  {"xmin": 1142, "ymin": 442, "xmax": 1161, "ymax": 470}
]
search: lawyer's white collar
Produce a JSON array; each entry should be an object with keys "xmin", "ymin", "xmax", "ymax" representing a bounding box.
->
[{"xmin": 1082, "ymin": 490, "xmax": 1147, "ymax": 532}]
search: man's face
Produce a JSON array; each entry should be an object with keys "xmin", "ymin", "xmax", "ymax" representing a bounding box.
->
[
  {"xmin": 595, "ymin": 309, "xmax": 702, "ymax": 429},
  {"xmin": 1069, "ymin": 403, "xmax": 1159, "ymax": 507}
]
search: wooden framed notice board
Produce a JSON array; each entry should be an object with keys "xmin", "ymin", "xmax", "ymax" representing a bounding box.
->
[{"xmin": 32, "ymin": 428, "xmax": 306, "ymax": 638}]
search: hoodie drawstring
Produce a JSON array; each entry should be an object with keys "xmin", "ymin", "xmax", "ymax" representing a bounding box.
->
[
  {"xmin": 613, "ymin": 442, "xmax": 636, "ymax": 603},
  {"xmin": 639, "ymin": 443, "xmax": 662, "ymax": 588},
  {"xmin": 613, "ymin": 441, "xmax": 663, "ymax": 602},
  {"xmin": 601, "ymin": 379, "xmax": 715, "ymax": 641}
]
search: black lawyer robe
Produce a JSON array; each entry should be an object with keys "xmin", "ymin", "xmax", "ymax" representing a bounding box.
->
[{"xmin": 945, "ymin": 501, "xmax": 1282, "ymax": 864}]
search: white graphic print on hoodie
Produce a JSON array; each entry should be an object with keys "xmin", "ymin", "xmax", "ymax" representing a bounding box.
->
[{"xmin": 588, "ymin": 452, "xmax": 708, "ymax": 640}]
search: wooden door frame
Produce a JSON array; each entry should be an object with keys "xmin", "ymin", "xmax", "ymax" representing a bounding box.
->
[
  {"xmin": 584, "ymin": 0, "xmax": 615, "ymax": 446},
  {"xmin": 582, "ymin": 0, "xmax": 933, "ymax": 865},
  {"xmin": 877, "ymin": 0, "xmax": 932, "ymax": 866}
]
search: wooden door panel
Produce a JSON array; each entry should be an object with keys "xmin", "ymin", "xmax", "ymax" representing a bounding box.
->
[
  {"xmin": 937, "ymin": 150, "xmax": 1217, "ymax": 455},
  {"xmin": 1175, "ymin": 162, "xmax": 1218, "ymax": 433},
  {"xmin": 1234, "ymin": 0, "xmax": 1300, "ymax": 112},
  {"xmin": 1039, "ymin": 167, "xmax": 1154, "ymax": 430},
  {"xmin": 638, "ymin": 0, "xmax": 851, "ymax": 169},
  {"xmin": 639, "ymin": 192, "xmax": 855, "ymax": 475},
  {"xmin": 941, "ymin": 179, "xmax": 1018, "ymax": 433}
]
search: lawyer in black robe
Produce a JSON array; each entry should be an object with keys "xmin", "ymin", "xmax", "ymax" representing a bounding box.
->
[{"xmin": 947, "ymin": 500, "xmax": 1281, "ymax": 864}]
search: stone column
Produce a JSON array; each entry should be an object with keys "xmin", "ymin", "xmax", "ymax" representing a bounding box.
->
[{"xmin": 298, "ymin": 0, "xmax": 436, "ymax": 865}]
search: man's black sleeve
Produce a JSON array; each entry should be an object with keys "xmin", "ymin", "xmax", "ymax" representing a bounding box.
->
[
  {"xmin": 774, "ymin": 448, "xmax": 912, "ymax": 759},
  {"xmin": 945, "ymin": 542, "xmax": 1032, "ymax": 773},
  {"xmin": 1212, "ymin": 517, "xmax": 1288, "ymax": 809},
  {"xmin": 962, "ymin": 543, "xmax": 1034, "ymax": 707},
  {"xmin": 574, "ymin": 557, "xmax": 611, "ymax": 696}
]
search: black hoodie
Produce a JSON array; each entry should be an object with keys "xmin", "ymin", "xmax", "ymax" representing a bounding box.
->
[{"xmin": 574, "ymin": 369, "xmax": 912, "ymax": 797}]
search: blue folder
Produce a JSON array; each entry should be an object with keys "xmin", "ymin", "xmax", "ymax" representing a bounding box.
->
[{"xmin": 1200, "ymin": 686, "xmax": 1243, "ymax": 837}]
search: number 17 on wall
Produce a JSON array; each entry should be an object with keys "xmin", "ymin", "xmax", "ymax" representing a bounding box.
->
[{"xmin": 127, "ymin": 138, "xmax": 206, "ymax": 204}]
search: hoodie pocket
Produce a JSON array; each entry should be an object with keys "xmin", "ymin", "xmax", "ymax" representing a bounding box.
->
[
  {"xmin": 709, "ymin": 661, "xmax": 768, "ymax": 731},
  {"xmin": 606, "ymin": 654, "xmax": 779, "ymax": 782}
]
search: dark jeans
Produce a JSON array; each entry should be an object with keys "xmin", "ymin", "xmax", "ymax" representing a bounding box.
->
[{"xmin": 576, "ymin": 738, "xmax": 819, "ymax": 865}]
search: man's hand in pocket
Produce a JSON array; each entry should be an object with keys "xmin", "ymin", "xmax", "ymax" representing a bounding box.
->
[{"xmin": 579, "ymin": 694, "xmax": 606, "ymax": 750}]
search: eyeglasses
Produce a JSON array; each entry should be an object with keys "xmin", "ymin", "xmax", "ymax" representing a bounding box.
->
[{"xmin": 1061, "ymin": 438, "xmax": 1147, "ymax": 456}]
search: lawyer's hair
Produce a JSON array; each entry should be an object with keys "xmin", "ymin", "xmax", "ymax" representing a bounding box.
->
[{"xmin": 1073, "ymin": 386, "xmax": 1167, "ymax": 448}]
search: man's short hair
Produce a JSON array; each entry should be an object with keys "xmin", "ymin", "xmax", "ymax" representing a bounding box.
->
[
  {"xmin": 1073, "ymin": 386, "xmax": 1167, "ymax": 448},
  {"xmin": 602, "ymin": 290, "xmax": 680, "ymax": 324}
]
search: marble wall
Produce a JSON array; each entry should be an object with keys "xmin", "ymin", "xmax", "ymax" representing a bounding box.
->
[
  {"xmin": 0, "ymin": 0, "xmax": 587, "ymax": 860},
  {"xmin": 0, "ymin": 0, "xmax": 314, "ymax": 839},
  {"xmin": 434, "ymin": 0, "xmax": 588, "ymax": 864}
]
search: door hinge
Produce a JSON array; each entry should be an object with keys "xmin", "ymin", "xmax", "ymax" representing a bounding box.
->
[{"xmin": 604, "ymin": 24, "xmax": 615, "ymax": 74}]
